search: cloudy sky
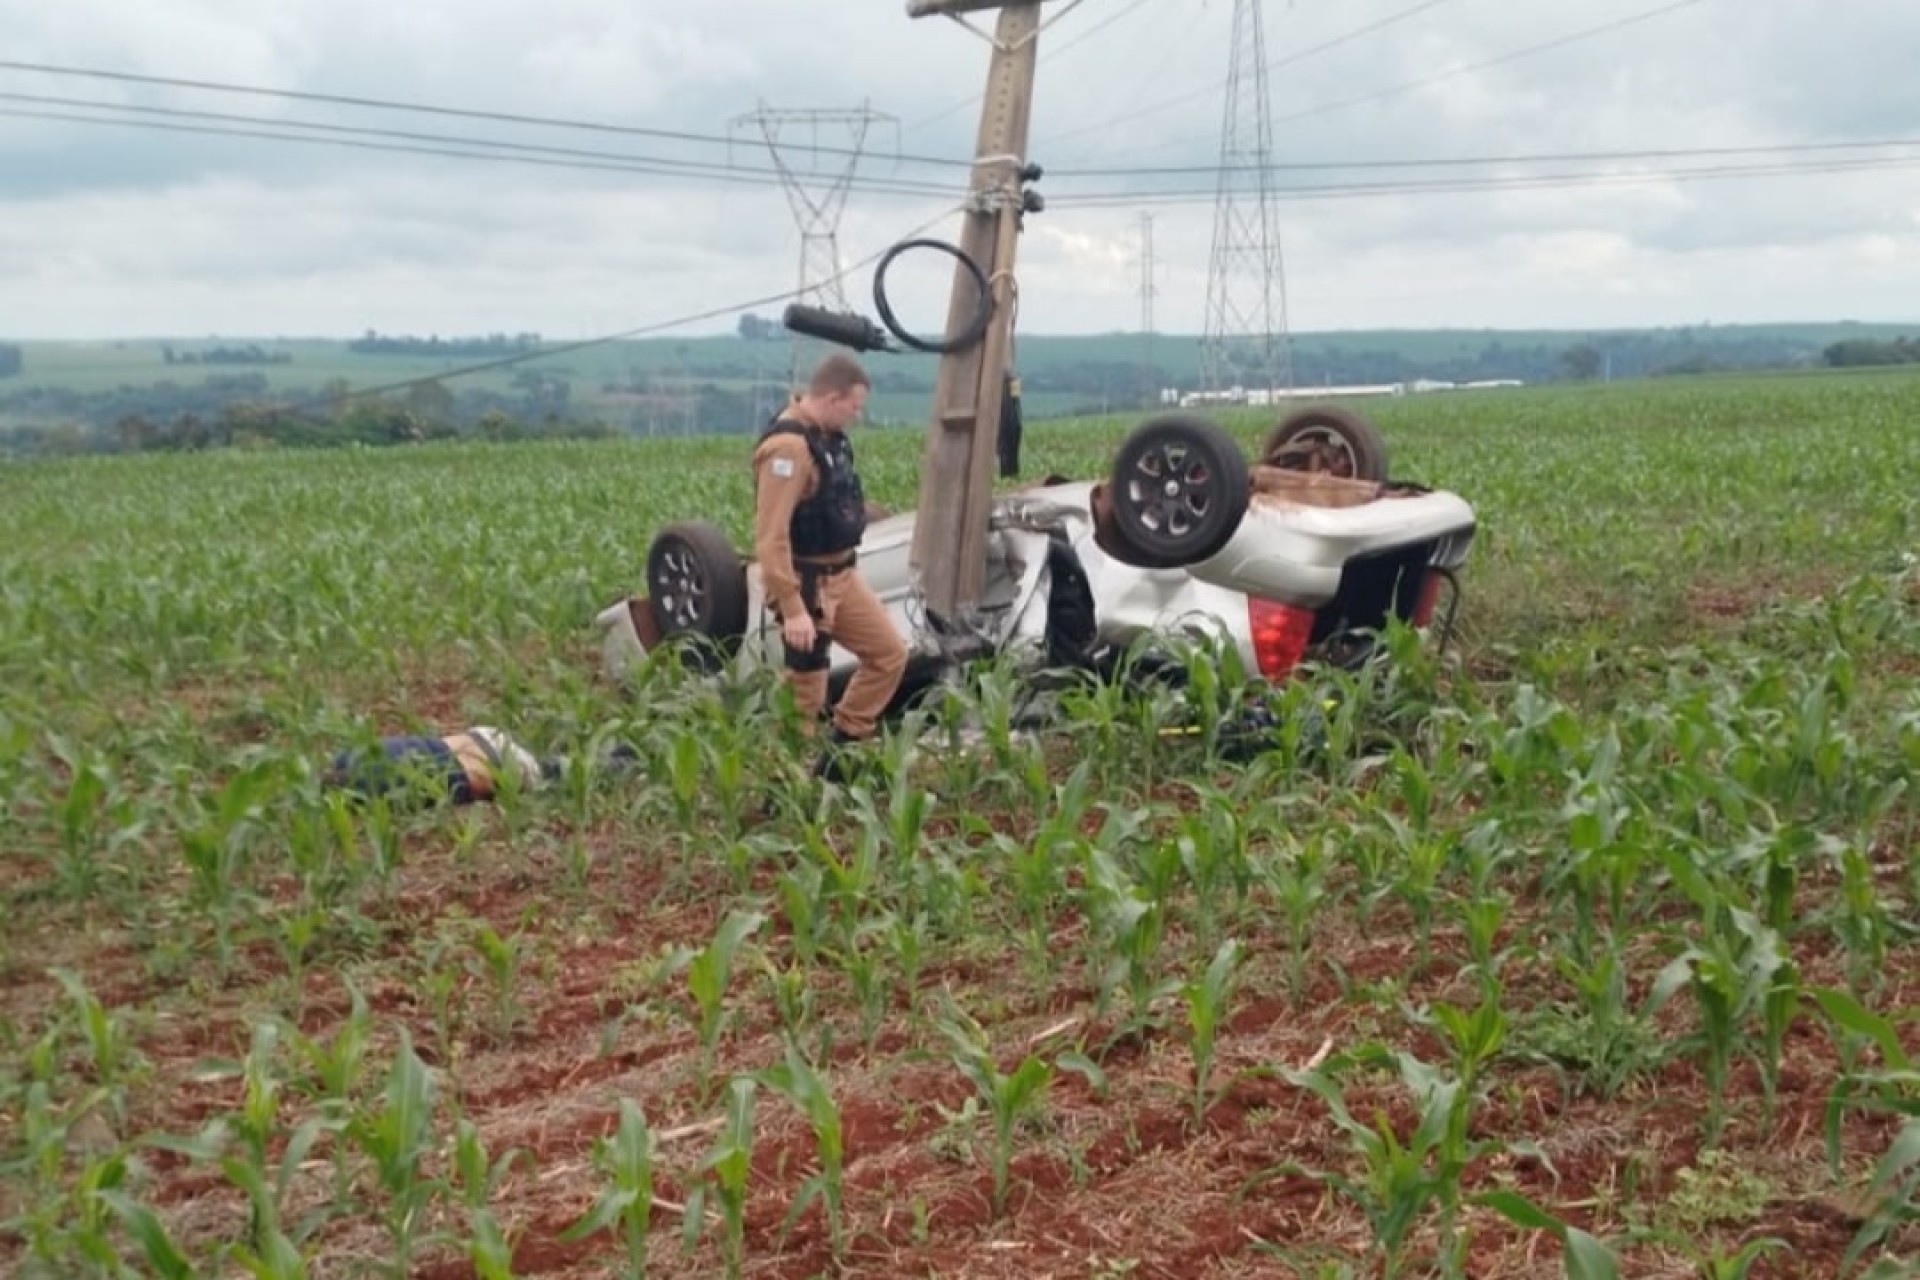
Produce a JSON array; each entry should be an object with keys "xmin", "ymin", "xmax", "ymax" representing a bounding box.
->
[{"xmin": 4, "ymin": 0, "xmax": 1920, "ymax": 341}]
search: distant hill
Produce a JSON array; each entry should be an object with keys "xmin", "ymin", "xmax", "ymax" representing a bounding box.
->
[{"xmin": 4, "ymin": 320, "xmax": 1916, "ymax": 446}]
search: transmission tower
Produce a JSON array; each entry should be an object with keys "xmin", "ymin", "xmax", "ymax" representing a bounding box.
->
[
  {"xmin": 731, "ymin": 101, "xmax": 897, "ymax": 381},
  {"xmin": 1138, "ymin": 213, "xmax": 1158, "ymax": 408},
  {"xmin": 1200, "ymin": 0, "xmax": 1292, "ymax": 402}
]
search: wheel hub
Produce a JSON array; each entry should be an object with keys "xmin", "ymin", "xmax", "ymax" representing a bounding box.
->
[
  {"xmin": 655, "ymin": 546, "xmax": 707, "ymax": 628},
  {"xmin": 1126, "ymin": 441, "xmax": 1212, "ymax": 540}
]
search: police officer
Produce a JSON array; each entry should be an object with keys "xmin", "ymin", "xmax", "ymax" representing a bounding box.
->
[{"xmin": 752, "ymin": 352, "xmax": 907, "ymax": 778}]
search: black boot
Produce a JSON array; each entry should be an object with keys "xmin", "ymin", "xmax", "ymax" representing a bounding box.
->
[{"xmin": 812, "ymin": 726, "xmax": 862, "ymax": 784}]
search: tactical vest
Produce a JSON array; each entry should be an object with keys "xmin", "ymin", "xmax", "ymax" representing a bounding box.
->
[{"xmin": 759, "ymin": 418, "xmax": 868, "ymax": 557}]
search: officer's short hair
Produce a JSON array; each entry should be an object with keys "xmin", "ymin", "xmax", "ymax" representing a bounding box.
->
[{"xmin": 809, "ymin": 352, "xmax": 871, "ymax": 397}]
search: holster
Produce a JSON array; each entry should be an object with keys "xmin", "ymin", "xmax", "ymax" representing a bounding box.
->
[{"xmin": 780, "ymin": 558, "xmax": 852, "ymax": 673}]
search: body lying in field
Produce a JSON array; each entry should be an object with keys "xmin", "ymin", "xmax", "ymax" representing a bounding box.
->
[{"xmin": 323, "ymin": 726, "xmax": 562, "ymax": 806}]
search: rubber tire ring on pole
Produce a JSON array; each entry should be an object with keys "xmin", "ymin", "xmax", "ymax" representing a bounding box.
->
[{"xmin": 872, "ymin": 238, "xmax": 994, "ymax": 355}]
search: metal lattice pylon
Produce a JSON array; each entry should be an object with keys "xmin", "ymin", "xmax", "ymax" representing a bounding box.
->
[
  {"xmin": 1200, "ymin": 0, "xmax": 1292, "ymax": 402},
  {"xmin": 732, "ymin": 101, "xmax": 897, "ymax": 381}
]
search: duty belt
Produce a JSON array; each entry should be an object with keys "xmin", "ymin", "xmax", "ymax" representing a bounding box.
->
[{"xmin": 797, "ymin": 554, "xmax": 857, "ymax": 580}]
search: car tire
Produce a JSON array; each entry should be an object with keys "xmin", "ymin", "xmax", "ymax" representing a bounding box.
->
[
  {"xmin": 1261, "ymin": 405, "xmax": 1390, "ymax": 481},
  {"xmin": 645, "ymin": 521, "xmax": 749, "ymax": 661},
  {"xmin": 1106, "ymin": 413, "xmax": 1250, "ymax": 569}
]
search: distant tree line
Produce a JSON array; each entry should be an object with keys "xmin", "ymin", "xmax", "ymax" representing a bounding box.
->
[
  {"xmin": 162, "ymin": 343, "xmax": 293, "ymax": 366},
  {"xmin": 0, "ymin": 344, "xmax": 19, "ymax": 378},
  {"xmin": 730, "ymin": 313, "xmax": 1858, "ymax": 389},
  {"xmin": 0, "ymin": 370, "xmax": 612, "ymax": 459},
  {"xmin": 2, "ymin": 399, "xmax": 618, "ymax": 459},
  {"xmin": 348, "ymin": 329, "xmax": 542, "ymax": 357},
  {"xmin": 1823, "ymin": 338, "xmax": 1920, "ymax": 368}
]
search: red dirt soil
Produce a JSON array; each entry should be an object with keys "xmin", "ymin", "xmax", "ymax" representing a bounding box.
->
[{"xmin": 6, "ymin": 799, "xmax": 1918, "ymax": 1280}]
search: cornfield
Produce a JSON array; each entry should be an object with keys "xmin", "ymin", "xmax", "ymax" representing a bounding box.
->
[{"xmin": 4, "ymin": 371, "xmax": 1920, "ymax": 1278}]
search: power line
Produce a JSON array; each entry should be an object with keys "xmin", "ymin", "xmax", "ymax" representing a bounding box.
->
[
  {"xmin": 1270, "ymin": 0, "xmax": 1709, "ymax": 130},
  {"xmin": 16, "ymin": 86, "xmax": 1908, "ymax": 194},
  {"xmin": 1046, "ymin": 135, "xmax": 1920, "ymax": 178},
  {"xmin": 0, "ymin": 90, "xmax": 963, "ymax": 198},
  {"xmin": 1050, "ymin": 151, "xmax": 1920, "ymax": 206},
  {"xmin": 11, "ymin": 98, "xmax": 1913, "ymax": 210},
  {"xmin": 0, "ymin": 106, "xmax": 963, "ymax": 201},
  {"xmin": 905, "ymin": 0, "xmax": 1159, "ymax": 134},
  {"xmin": 287, "ymin": 198, "xmax": 972, "ymax": 408},
  {"xmin": 1095, "ymin": 0, "xmax": 1710, "ymax": 163},
  {"xmin": 1032, "ymin": 0, "xmax": 1456, "ymax": 151},
  {"xmin": 0, "ymin": 58, "xmax": 977, "ymax": 172}
]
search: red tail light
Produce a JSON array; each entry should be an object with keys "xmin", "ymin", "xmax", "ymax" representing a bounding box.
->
[
  {"xmin": 1413, "ymin": 571, "xmax": 1443, "ymax": 627},
  {"xmin": 1248, "ymin": 597, "xmax": 1315, "ymax": 679}
]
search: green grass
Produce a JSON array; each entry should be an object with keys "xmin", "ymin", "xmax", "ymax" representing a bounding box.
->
[{"xmin": 3, "ymin": 370, "xmax": 1920, "ymax": 1279}]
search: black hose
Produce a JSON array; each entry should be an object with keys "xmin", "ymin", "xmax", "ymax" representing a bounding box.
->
[
  {"xmin": 872, "ymin": 237, "xmax": 993, "ymax": 355},
  {"xmin": 780, "ymin": 303, "xmax": 894, "ymax": 353}
]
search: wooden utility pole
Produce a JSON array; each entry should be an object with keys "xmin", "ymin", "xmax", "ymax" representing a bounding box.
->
[{"xmin": 905, "ymin": 0, "xmax": 1061, "ymax": 622}]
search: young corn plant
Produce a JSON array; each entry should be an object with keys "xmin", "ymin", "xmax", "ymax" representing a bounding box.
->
[
  {"xmin": 836, "ymin": 920, "xmax": 892, "ymax": 1051},
  {"xmin": 797, "ymin": 815, "xmax": 880, "ymax": 954},
  {"xmin": 1175, "ymin": 786, "xmax": 1255, "ymax": 951},
  {"xmin": 938, "ymin": 1011, "xmax": 1054, "ymax": 1219},
  {"xmin": 703, "ymin": 727, "xmax": 756, "ymax": 840},
  {"xmin": 1657, "ymin": 904, "xmax": 1799, "ymax": 1142},
  {"xmin": 1182, "ymin": 938, "xmax": 1244, "ymax": 1129},
  {"xmin": 664, "ymin": 726, "xmax": 704, "ymax": 832},
  {"xmin": 285, "ymin": 984, "xmax": 373, "ymax": 1210},
  {"xmin": 685, "ymin": 1076, "xmax": 757, "ymax": 1280},
  {"xmin": 465, "ymin": 922, "xmax": 528, "ymax": 1045},
  {"xmin": 561, "ymin": 1098, "xmax": 657, "ymax": 1279},
  {"xmin": 4, "ymin": 1079, "xmax": 125, "ymax": 1275},
  {"xmin": 1082, "ymin": 846, "xmax": 1179, "ymax": 1045},
  {"xmin": 775, "ymin": 861, "xmax": 826, "ymax": 971},
  {"xmin": 1244, "ymin": 1046, "xmax": 1507, "ymax": 1279},
  {"xmin": 43, "ymin": 734, "xmax": 120, "ymax": 902},
  {"xmin": 349, "ymin": 1030, "xmax": 443, "ymax": 1277},
  {"xmin": 47, "ymin": 967, "xmax": 139, "ymax": 1128},
  {"xmin": 936, "ymin": 1005, "xmax": 1103, "ymax": 1219},
  {"xmin": 1259, "ymin": 835, "xmax": 1330, "ymax": 1007},
  {"xmin": 94, "ymin": 1175, "xmax": 199, "ymax": 1280},
  {"xmin": 1457, "ymin": 891, "xmax": 1513, "ymax": 993},
  {"xmin": 1825, "ymin": 832, "xmax": 1894, "ymax": 995},
  {"xmin": 682, "ymin": 911, "xmax": 764, "ymax": 1106},
  {"xmin": 1470, "ymin": 1190, "xmax": 1621, "ymax": 1280},
  {"xmin": 757, "ymin": 1041, "xmax": 848, "ymax": 1263},
  {"xmin": 1419, "ymin": 983, "xmax": 1509, "ymax": 1097},
  {"xmin": 1527, "ymin": 942, "xmax": 1678, "ymax": 1103},
  {"xmin": 1380, "ymin": 815, "xmax": 1454, "ymax": 970},
  {"xmin": 175, "ymin": 753, "xmax": 283, "ymax": 975},
  {"xmin": 146, "ymin": 1024, "xmax": 342, "ymax": 1272},
  {"xmin": 760, "ymin": 955, "xmax": 823, "ymax": 1060},
  {"xmin": 999, "ymin": 758, "xmax": 1095, "ymax": 972},
  {"xmin": 1808, "ymin": 988, "xmax": 1920, "ymax": 1273},
  {"xmin": 885, "ymin": 909, "xmax": 930, "ymax": 1026},
  {"xmin": 450, "ymin": 1118, "xmax": 526, "ymax": 1280}
]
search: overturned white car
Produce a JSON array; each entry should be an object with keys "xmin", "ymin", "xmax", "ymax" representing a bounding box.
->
[{"xmin": 596, "ymin": 404, "xmax": 1476, "ymax": 727}]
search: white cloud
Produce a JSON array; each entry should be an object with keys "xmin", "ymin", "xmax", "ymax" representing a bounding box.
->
[{"xmin": 3, "ymin": 0, "xmax": 1920, "ymax": 341}]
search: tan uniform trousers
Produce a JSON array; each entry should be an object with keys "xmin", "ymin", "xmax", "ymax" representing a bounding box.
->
[{"xmin": 781, "ymin": 558, "xmax": 908, "ymax": 740}]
